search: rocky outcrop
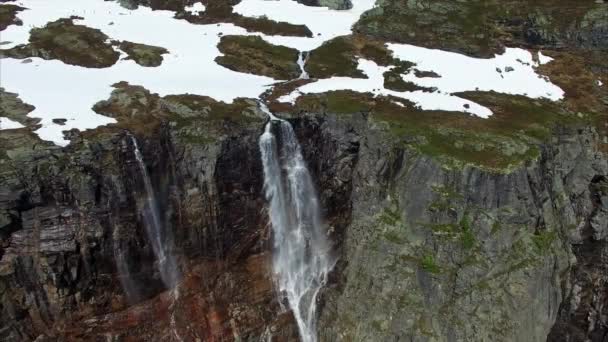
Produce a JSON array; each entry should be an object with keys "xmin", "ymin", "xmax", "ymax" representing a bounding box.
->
[
  {"xmin": 355, "ymin": 0, "xmax": 608, "ymax": 59},
  {"xmin": 119, "ymin": 41, "xmax": 169, "ymax": 67},
  {"xmin": 0, "ymin": 18, "xmax": 120, "ymax": 68},
  {"xmin": 309, "ymin": 113, "xmax": 607, "ymax": 341}
]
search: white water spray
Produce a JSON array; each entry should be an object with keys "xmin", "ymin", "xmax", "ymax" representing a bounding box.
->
[
  {"xmin": 131, "ymin": 136, "xmax": 180, "ymax": 289},
  {"xmin": 297, "ymin": 51, "xmax": 309, "ymax": 80},
  {"xmin": 258, "ymin": 104, "xmax": 333, "ymax": 342}
]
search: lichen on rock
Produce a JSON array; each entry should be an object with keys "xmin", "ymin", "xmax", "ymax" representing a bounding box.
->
[
  {"xmin": 1, "ymin": 18, "xmax": 120, "ymax": 68},
  {"xmin": 119, "ymin": 41, "xmax": 169, "ymax": 67}
]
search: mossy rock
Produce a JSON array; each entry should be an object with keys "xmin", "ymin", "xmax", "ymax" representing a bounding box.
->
[
  {"xmin": 216, "ymin": 35, "xmax": 300, "ymax": 80},
  {"xmin": 119, "ymin": 41, "xmax": 168, "ymax": 67},
  {"xmin": 354, "ymin": 0, "xmax": 608, "ymax": 57},
  {"xmin": 2, "ymin": 18, "xmax": 119, "ymax": 68},
  {"xmin": 0, "ymin": 88, "xmax": 39, "ymax": 128},
  {"xmin": 305, "ymin": 35, "xmax": 409, "ymax": 79},
  {"xmin": 181, "ymin": 1, "xmax": 312, "ymax": 37},
  {"xmin": 0, "ymin": 4, "xmax": 24, "ymax": 31},
  {"xmin": 291, "ymin": 90, "xmax": 583, "ymax": 171}
]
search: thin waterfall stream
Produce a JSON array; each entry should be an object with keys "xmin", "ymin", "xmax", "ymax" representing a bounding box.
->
[
  {"xmin": 258, "ymin": 103, "xmax": 333, "ymax": 342},
  {"xmin": 130, "ymin": 136, "xmax": 180, "ymax": 289},
  {"xmin": 297, "ymin": 51, "xmax": 309, "ymax": 80}
]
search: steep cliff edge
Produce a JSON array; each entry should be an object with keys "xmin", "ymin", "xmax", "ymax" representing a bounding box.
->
[{"xmin": 1, "ymin": 84, "xmax": 606, "ymax": 340}]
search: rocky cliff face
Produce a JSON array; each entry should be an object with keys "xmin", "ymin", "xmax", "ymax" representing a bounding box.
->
[
  {"xmin": 1, "ymin": 92, "xmax": 606, "ymax": 341},
  {"xmin": 310, "ymin": 115, "xmax": 607, "ymax": 342}
]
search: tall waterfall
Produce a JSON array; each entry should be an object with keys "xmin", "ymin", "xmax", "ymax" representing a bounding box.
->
[
  {"xmin": 131, "ymin": 136, "xmax": 180, "ymax": 289},
  {"xmin": 258, "ymin": 104, "xmax": 333, "ymax": 342}
]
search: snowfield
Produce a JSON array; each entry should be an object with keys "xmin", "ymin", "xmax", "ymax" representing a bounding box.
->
[
  {"xmin": 1, "ymin": 0, "xmax": 564, "ymax": 145},
  {"xmin": 279, "ymin": 47, "xmax": 564, "ymax": 118},
  {"xmin": 0, "ymin": 118, "xmax": 26, "ymax": 130}
]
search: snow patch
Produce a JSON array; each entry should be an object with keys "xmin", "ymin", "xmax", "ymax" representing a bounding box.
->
[
  {"xmin": 185, "ymin": 2, "xmax": 206, "ymax": 14},
  {"xmin": 389, "ymin": 44, "xmax": 564, "ymax": 101},
  {"xmin": 280, "ymin": 45, "xmax": 564, "ymax": 118},
  {"xmin": 1, "ymin": 0, "xmax": 277, "ymax": 145},
  {"xmin": 233, "ymin": 0, "xmax": 376, "ymax": 51},
  {"xmin": 538, "ymin": 51, "xmax": 554, "ymax": 65},
  {"xmin": 278, "ymin": 59, "xmax": 494, "ymax": 118},
  {"xmin": 0, "ymin": 118, "xmax": 26, "ymax": 130}
]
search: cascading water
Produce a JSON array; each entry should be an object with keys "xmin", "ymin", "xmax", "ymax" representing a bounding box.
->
[
  {"xmin": 297, "ymin": 51, "xmax": 309, "ymax": 80},
  {"xmin": 258, "ymin": 104, "xmax": 333, "ymax": 342},
  {"xmin": 130, "ymin": 136, "xmax": 180, "ymax": 289}
]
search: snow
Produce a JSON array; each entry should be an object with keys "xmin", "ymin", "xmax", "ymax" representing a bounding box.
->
[
  {"xmin": 184, "ymin": 2, "xmax": 205, "ymax": 14},
  {"xmin": 279, "ymin": 45, "xmax": 564, "ymax": 118},
  {"xmin": 278, "ymin": 59, "xmax": 494, "ymax": 118},
  {"xmin": 1, "ymin": 0, "xmax": 566, "ymax": 145},
  {"xmin": 233, "ymin": 0, "xmax": 376, "ymax": 51},
  {"xmin": 2, "ymin": 0, "xmax": 277, "ymax": 145},
  {"xmin": 0, "ymin": 118, "xmax": 26, "ymax": 130},
  {"xmin": 389, "ymin": 44, "xmax": 564, "ymax": 101},
  {"xmin": 599, "ymin": 80, "xmax": 604, "ymax": 87},
  {"xmin": 538, "ymin": 51, "xmax": 554, "ymax": 65}
]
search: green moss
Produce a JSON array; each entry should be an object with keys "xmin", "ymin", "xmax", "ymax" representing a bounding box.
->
[
  {"xmin": 490, "ymin": 221, "xmax": 502, "ymax": 235},
  {"xmin": 305, "ymin": 37, "xmax": 365, "ymax": 78},
  {"xmin": 421, "ymin": 254, "xmax": 441, "ymax": 274},
  {"xmin": 295, "ymin": 90, "xmax": 373, "ymax": 114},
  {"xmin": 384, "ymin": 230, "xmax": 406, "ymax": 245},
  {"xmin": 216, "ymin": 35, "xmax": 300, "ymax": 79},
  {"xmin": 459, "ymin": 216, "xmax": 475, "ymax": 250},
  {"xmin": 379, "ymin": 207, "xmax": 401, "ymax": 226},
  {"xmin": 304, "ymin": 36, "xmax": 408, "ymax": 79},
  {"xmin": 292, "ymin": 88, "xmax": 584, "ymax": 171},
  {"xmin": 531, "ymin": 230, "xmax": 557, "ymax": 255},
  {"xmin": 359, "ymin": 42, "xmax": 395, "ymax": 66}
]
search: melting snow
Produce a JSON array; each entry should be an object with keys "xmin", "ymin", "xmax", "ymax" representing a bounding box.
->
[
  {"xmin": 233, "ymin": 0, "xmax": 377, "ymax": 51},
  {"xmin": 2, "ymin": 0, "xmax": 277, "ymax": 145},
  {"xmin": 280, "ymin": 45, "xmax": 564, "ymax": 118},
  {"xmin": 390, "ymin": 44, "xmax": 564, "ymax": 101},
  {"xmin": 184, "ymin": 2, "xmax": 206, "ymax": 15},
  {"xmin": 1, "ymin": 0, "xmax": 566, "ymax": 145},
  {"xmin": 278, "ymin": 59, "xmax": 495, "ymax": 118},
  {"xmin": 538, "ymin": 51, "xmax": 554, "ymax": 65},
  {"xmin": 0, "ymin": 118, "xmax": 26, "ymax": 130}
]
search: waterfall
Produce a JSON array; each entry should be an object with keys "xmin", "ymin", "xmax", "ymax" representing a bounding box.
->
[
  {"xmin": 297, "ymin": 51, "xmax": 309, "ymax": 80},
  {"xmin": 111, "ymin": 214, "xmax": 140, "ymax": 303},
  {"xmin": 258, "ymin": 104, "xmax": 333, "ymax": 342},
  {"xmin": 130, "ymin": 136, "xmax": 180, "ymax": 289}
]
